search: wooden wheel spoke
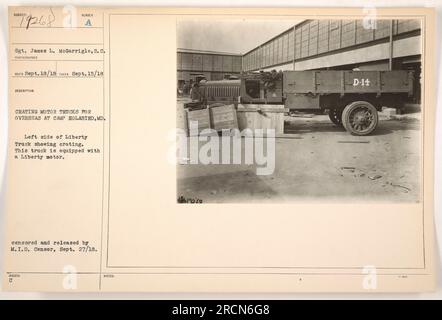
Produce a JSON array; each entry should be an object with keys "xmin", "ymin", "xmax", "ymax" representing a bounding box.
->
[{"xmin": 343, "ymin": 102, "xmax": 378, "ymax": 135}]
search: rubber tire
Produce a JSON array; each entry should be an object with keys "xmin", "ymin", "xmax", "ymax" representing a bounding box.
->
[
  {"xmin": 342, "ymin": 101, "xmax": 378, "ymax": 136},
  {"xmin": 328, "ymin": 109, "xmax": 343, "ymax": 126}
]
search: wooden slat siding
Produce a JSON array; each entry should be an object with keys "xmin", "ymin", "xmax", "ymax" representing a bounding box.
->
[
  {"xmin": 186, "ymin": 109, "xmax": 211, "ymax": 136},
  {"xmin": 210, "ymin": 105, "xmax": 238, "ymax": 131}
]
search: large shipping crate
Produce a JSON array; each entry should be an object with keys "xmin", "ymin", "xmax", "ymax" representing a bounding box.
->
[
  {"xmin": 209, "ymin": 104, "xmax": 238, "ymax": 131},
  {"xmin": 186, "ymin": 108, "xmax": 211, "ymax": 135},
  {"xmin": 237, "ymin": 104, "xmax": 285, "ymax": 135}
]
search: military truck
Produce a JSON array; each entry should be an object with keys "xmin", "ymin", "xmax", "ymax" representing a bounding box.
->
[{"xmin": 194, "ymin": 69, "xmax": 414, "ymax": 136}]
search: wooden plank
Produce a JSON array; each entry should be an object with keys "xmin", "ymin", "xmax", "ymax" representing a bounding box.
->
[
  {"xmin": 237, "ymin": 105, "xmax": 260, "ymax": 112},
  {"xmin": 237, "ymin": 104, "xmax": 287, "ymax": 113},
  {"xmin": 259, "ymin": 106, "xmax": 288, "ymax": 113}
]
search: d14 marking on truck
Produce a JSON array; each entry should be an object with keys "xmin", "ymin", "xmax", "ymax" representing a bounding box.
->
[{"xmin": 353, "ymin": 78, "xmax": 371, "ymax": 87}]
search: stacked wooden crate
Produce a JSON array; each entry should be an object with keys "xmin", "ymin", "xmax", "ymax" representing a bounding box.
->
[
  {"xmin": 209, "ymin": 104, "xmax": 238, "ymax": 131},
  {"xmin": 185, "ymin": 105, "xmax": 238, "ymax": 136},
  {"xmin": 183, "ymin": 104, "xmax": 286, "ymax": 136},
  {"xmin": 185, "ymin": 108, "xmax": 211, "ymax": 136}
]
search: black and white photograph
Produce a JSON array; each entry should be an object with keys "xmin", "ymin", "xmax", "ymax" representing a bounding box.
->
[
  {"xmin": 1, "ymin": 3, "xmax": 439, "ymax": 297},
  {"xmin": 176, "ymin": 18, "xmax": 422, "ymax": 203}
]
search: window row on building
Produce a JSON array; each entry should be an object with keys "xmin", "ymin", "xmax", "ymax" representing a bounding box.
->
[
  {"xmin": 177, "ymin": 52, "xmax": 242, "ymax": 73},
  {"xmin": 243, "ymin": 19, "xmax": 420, "ymax": 71}
]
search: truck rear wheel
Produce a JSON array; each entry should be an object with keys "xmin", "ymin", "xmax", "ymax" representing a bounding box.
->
[
  {"xmin": 328, "ymin": 109, "xmax": 343, "ymax": 126},
  {"xmin": 342, "ymin": 101, "xmax": 378, "ymax": 136}
]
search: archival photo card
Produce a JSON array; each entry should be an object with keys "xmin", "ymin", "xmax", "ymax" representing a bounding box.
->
[{"xmin": 3, "ymin": 7, "xmax": 436, "ymax": 292}]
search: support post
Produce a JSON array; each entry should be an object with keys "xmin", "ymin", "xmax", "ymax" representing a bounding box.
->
[{"xmin": 389, "ymin": 20, "xmax": 394, "ymax": 70}]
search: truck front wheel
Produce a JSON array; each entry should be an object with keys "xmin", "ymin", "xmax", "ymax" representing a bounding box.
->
[{"xmin": 342, "ymin": 101, "xmax": 378, "ymax": 136}]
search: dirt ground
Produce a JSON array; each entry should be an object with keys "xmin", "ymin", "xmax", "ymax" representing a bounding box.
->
[{"xmin": 177, "ymin": 102, "xmax": 421, "ymax": 203}]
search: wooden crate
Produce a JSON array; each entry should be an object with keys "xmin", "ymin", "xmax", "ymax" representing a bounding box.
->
[
  {"xmin": 209, "ymin": 104, "xmax": 238, "ymax": 131},
  {"xmin": 186, "ymin": 108, "xmax": 211, "ymax": 135},
  {"xmin": 237, "ymin": 104, "xmax": 286, "ymax": 134}
]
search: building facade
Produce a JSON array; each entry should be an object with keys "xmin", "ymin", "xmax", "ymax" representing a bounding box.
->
[
  {"xmin": 242, "ymin": 19, "xmax": 421, "ymax": 72},
  {"xmin": 177, "ymin": 48, "xmax": 242, "ymax": 88}
]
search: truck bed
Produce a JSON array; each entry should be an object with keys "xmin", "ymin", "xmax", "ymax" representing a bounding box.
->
[{"xmin": 283, "ymin": 70, "xmax": 413, "ymax": 96}]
